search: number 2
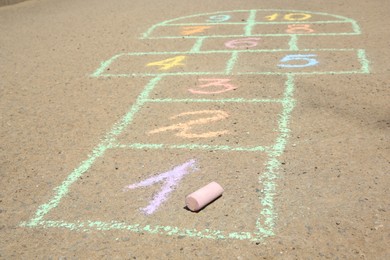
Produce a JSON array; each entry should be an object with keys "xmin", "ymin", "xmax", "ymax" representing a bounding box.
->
[{"xmin": 148, "ymin": 110, "xmax": 229, "ymax": 138}]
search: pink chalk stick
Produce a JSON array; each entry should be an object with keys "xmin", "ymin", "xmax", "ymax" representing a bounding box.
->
[{"xmin": 185, "ymin": 181, "xmax": 224, "ymax": 212}]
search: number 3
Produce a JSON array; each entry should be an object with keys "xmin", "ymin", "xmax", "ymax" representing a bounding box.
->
[
  {"xmin": 188, "ymin": 78, "xmax": 237, "ymax": 95},
  {"xmin": 278, "ymin": 54, "xmax": 318, "ymax": 68}
]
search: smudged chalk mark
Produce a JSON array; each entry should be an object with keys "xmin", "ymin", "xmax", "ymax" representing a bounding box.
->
[{"xmin": 124, "ymin": 159, "xmax": 198, "ymax": 215}]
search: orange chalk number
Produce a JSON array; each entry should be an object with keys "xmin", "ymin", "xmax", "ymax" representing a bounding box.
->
[
  {"xmin": 148, "ymin": 110, "xmax": 229, "ymax": 138},
  {"xmin": 181, "ymin": 26, "xmax": 211, "ymax": 35}
]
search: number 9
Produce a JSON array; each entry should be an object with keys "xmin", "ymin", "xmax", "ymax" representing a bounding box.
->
[{"xmin": 207, "ymin": 15, "xmax": 231, "ymax": 23}]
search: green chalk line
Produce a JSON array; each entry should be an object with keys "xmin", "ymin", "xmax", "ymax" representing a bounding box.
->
[
  {"xmin": 144, "ymin": 32, "xmax": 360, "ymax": 40},
  {"xmin": 256, "ymin": 74, "xmax": 296, "ymax": 234},
  {"xmin": 164, "ymin": 20, "xmax": 355, "ymax": 27},
  {"xmin": 113, "ymin": 143, "xmax": 269, "ymax": 152},
  {"xmin": 97, "ymin": 69, "xmax": 369, "ymax": 78},
  {"xmin": 357, "ymin": 49, "xmax": 370, "ymax": 73},
  {"xmin": 145, "ymin": 98, "xmax": 282, "ymax": 103},
  {"xmin": 27, "ymin": 220, "xmax": 267, "ymax": 242},
  {"xmin": 91, "ymin": 53, "xmax": 123, "ymax": 78},
  {"xmin": 190, "ymin": 37, "xmax": 206, "ymax": 53},
  {"xmin": 21, "ymin": 76, "xmax": 163, "ymax": 227},
  {"xmin": 288, "ymin": 35, "xmax": 299, "ymax": 51},
  {"xmin": 225, "ymin": 51, "xmax": 239, "ymax": 74},
  {"xmin": 244, "ymin": 10, "xmax": 257, "ymax": 36},
  {"xmin": 93, "ymin": 48, "xmax": 358, "ymax": 59}
]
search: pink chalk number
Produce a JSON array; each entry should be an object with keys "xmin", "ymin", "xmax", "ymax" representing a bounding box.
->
[
  {"xmin": 224, "ymin": 38, "xmax": 261, "ymax": 49},
  {"xmin": 123, "ymin": 159, "xmax": 197, "ymax": 215},
  {"xmin": 188, "ymin": 78, "xmax": 237, "ymax": 94}
]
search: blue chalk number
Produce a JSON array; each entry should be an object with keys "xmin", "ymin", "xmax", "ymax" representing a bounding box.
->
[{"xmin": 278, "ymin": 54, "xmax": 319, "ymax": 68}]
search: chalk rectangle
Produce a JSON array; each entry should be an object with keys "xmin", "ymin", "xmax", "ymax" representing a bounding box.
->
[
  {"xmin": 252, "ymin": 22, "xmax": 357, "ymax": 35},
  {"xmin": 233, "ymin": 49, "xmax": 366, "ymax": 74},
  {"xmin": 92, "ymin": 52, "xmax": 232, "ymax": 77},
  {"xmin": 147, "ymin": 74, "xmax": 287, "ymax": 101},
  {"xmin": 42, "ymin": 149, "xmax": 270, "ymax": 239},
  {"xmin": 115, "ymin": 102, "xmax": 281, "ymax": 149},
  {"xmin": 199, "ymin": 36, "xmax": 289, "ymax": 52},
  {"xmin": 146, "ymin": 24, "xmax": 247, "ymax": 39}
]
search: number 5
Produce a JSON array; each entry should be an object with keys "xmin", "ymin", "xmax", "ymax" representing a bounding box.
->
[{"xmin": 278, "ymin": 54, "xmax": 318, "ymax": 68}]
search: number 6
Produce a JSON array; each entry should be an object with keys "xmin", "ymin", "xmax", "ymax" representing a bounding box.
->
[
  {"xmin": 225, "ymin": 38, "xmax": 260, "ymax": 49},
  {"xmin": 278, "ymin": 54, "xmax": 318, "ymax": 68}
]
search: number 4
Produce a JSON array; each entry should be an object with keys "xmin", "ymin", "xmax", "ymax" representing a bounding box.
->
[{"xmin": 146, "ymin": 55, "xmax": 186, "ymax": 71}]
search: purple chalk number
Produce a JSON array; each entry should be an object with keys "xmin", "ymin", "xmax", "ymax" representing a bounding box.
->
[
  {"xmin": 123, "ymin": 159, "xmax": 198, "ymax": 215},
  {"xmin": 278, "ymin": 54, "xmax": 319, "ymax": 68}
]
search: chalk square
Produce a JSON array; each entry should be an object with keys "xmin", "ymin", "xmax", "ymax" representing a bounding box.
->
[
  {"xmin": 95, "ymin": 52, "xmax": 232, "ymax": 77},
  {"xmin": 251, "ymin": 22, "xmax": 356, "ymax": 35},
  {"xmin": 297, "ymin": 35, "xmax": 363, "ymax": 50},
  {"xmin": 148, "ymin": 74, "xmax": 287, "ymax": 101},
  {"xmin": 146, "ymin": 24, "xmax": 248, "ymax": 39},
  {"xmin": 199, "ymin": 36, "xmax": 289, "ymax": 52},
  {"xmin": 131, "ymin": 38, "xmax": 200, "ymax": 52},
  {"xmin": 253, "ymin": 10, "xmax": 346, "ymax": 23},
  {"xmin": 115, "ymin": 102, "xmax": 281, "ymax": 149},
  {"xmin": 42, "ymin": 149, "xmax": 273, "ymax": 239},
  {"xmin": 162, "ymin": 11, "xmax": 250, "ymax": 24},
  {"xmin": 233, "ymin": 50, "xmax": 364, "ymax": 74}
]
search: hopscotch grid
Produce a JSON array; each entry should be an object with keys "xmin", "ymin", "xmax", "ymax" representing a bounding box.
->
[{"xmin": 22, "ymin": 9, "xmax": 369, "ymax": 242}]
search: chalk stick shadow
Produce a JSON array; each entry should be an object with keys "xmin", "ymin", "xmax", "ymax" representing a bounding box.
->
[{"xmin": 183, "ymin": 195, "xmax": 223, "ymax": 213}]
